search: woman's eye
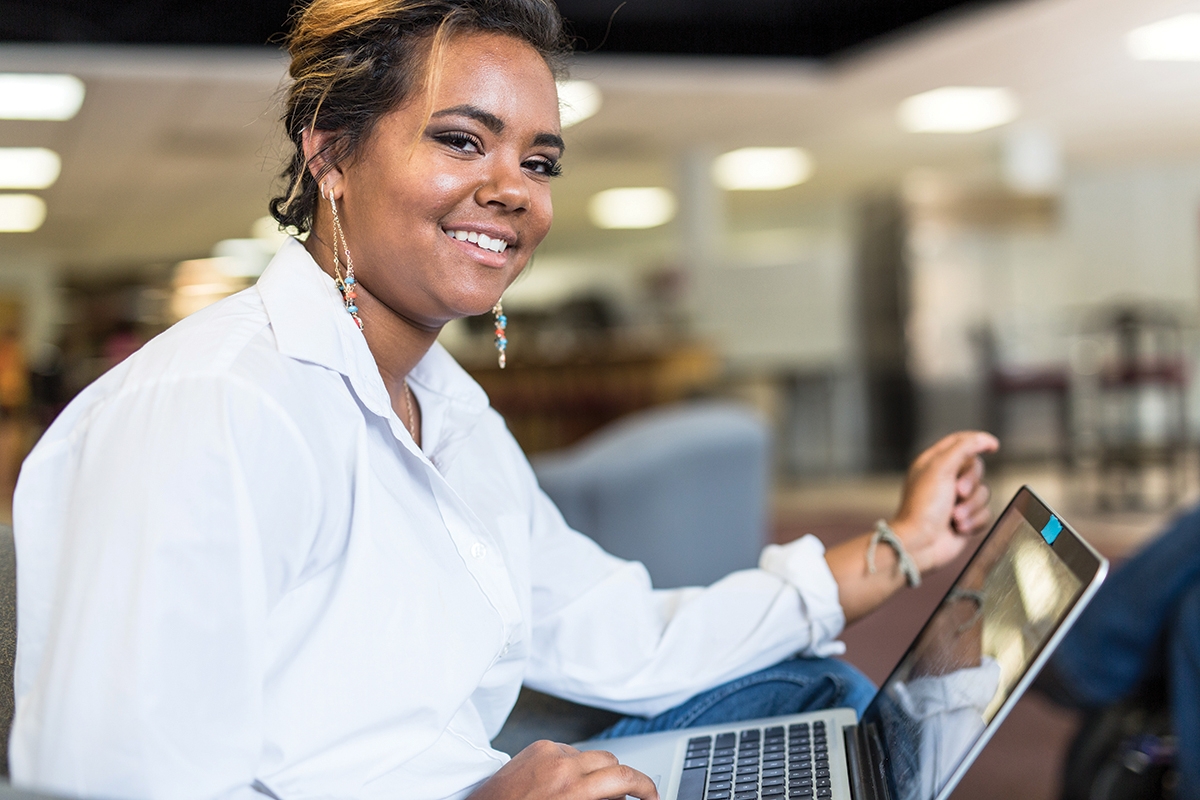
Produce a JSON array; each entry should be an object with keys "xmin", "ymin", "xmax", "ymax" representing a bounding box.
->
[
  {"xmin": 525, "ymin": 158, "xmax": 562, "ymax": 178},
  {"xmin": 436, "ymin": 132, "xmax": 482, "ymax": 153}
]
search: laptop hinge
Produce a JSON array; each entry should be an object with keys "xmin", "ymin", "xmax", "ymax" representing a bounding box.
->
[{"xmin": 844, "ymin": 724, "xmax": 890, "ymax": 800}]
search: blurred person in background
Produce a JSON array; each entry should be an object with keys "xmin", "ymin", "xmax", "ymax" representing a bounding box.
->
[
  {"xmin": 1038, "ymin": 505, "xmax": 1200, "ymax": 800},
  {"xmin": 8, "ymin": 1, "xmax": 997, "ymax": 798}
]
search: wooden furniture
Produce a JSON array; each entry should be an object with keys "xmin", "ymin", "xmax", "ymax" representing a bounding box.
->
[{"xmin": 464, "ymin": 344, "xmax": 720, "ymax": 454}]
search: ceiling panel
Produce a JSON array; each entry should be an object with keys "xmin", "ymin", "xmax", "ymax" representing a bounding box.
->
[{"xmin": 1, "ymin": 0, "xmax": 1007, "ymax": 59}]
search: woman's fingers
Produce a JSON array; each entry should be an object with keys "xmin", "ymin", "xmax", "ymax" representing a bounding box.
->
[
  {"xmin": 955, "ymin": 454, "xmax": 985, "ymax": 498},
  {"xmin": 914, "ymin": 431, "xmax": 997, "ymax": 475},
  {"xmin": 584, "ymin": 762, "xmax": 660, "ymax": 800},
  {"xmin": 950, "ymin": 482, "xmax": 988, "ymax": 532},
  {"xmin": 468, "ymin": 740, "xmax": 659, "ymax": 800},
  {"xmin": 953, "ymin": 481, "xmax": 992, "ymax": 533}
]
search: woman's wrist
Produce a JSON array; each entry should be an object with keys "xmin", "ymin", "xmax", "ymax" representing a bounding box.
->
[
  {"xmin": 868, "ymin": 519, "xmax": 921, "ymax": 587},
  {"xmin": 887, "ymin": 516, "xmax": 933, "ymax": 574}
]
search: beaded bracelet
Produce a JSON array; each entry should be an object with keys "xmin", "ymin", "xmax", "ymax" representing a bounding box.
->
[{"xmin": 867, "ymin": 519, "xmax": 922, "ymax": 588}]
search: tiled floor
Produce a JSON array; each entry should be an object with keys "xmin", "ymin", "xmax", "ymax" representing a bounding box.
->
[{"xmin": 771, "ymin": 463, "xmax": 1189, "ymax": 800}]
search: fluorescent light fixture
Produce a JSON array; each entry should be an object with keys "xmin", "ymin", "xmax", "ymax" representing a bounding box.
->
[
  {"xmin": 0, "ymin": 148, "xmax": 61, "ymax": 190},
  {"xmin": 588, "ymin": 187, "xmax": 676, "ymax": 229},
  {"xmin": 1127, "ymin": 13, "xmax": 1200, "ymax": 61},
  {"xmin": 0, "ymin": 74, "xmax": 86, "ymax": 121},
  {"xmin": 557, "ymin": 80, "xmax": 601, "ymax": 128},
  {"xmin": 712, "ymin": 147, "xmax": 813, "ymax": 191},
  {"xmin": 0, "ymin": 194, "xmax": 47, "ymax": 232},
  {"xmin": 898, "ymin": 87, "xmax": 1019, "ymax": 133}
]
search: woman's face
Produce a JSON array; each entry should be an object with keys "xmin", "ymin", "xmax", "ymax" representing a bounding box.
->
[{"xmin": 321, "ymin": 32, "xmax": 562, "ymax": 329}]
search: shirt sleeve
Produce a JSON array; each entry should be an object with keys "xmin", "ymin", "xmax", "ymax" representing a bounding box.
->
[
  {"xmin": 522, "ymin": 486, "xmax": 846, "ymax": 717},
  {"xmin": 10, "ymin": 375, "xmax": 321, "ymax": 800}
]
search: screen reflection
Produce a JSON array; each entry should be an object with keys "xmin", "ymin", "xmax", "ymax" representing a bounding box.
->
[{"xmin": 863, "ymin": 511, "xmax": 1084, "ymax": 800}]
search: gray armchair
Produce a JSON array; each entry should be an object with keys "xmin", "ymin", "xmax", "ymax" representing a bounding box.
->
[{"xmin": 532, "ymin": 400, "xmax": 770, "ymax": 589}]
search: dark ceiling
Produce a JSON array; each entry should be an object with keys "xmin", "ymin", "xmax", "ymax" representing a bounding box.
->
[{"xmin": 0, "ymin": 0, "xmax": 1006, "ymax": 58}]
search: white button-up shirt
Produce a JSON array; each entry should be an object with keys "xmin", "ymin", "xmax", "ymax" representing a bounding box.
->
[{"xmin": 11, "ymin": 239, "xmax": 846, "ymax": 800}]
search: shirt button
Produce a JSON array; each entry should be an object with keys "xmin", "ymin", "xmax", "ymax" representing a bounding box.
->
[{"xmin": 471, "ymin": 542, "xmax": 487, "ymax": 559}]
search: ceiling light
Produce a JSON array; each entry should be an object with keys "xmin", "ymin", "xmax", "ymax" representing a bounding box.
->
[
  {"xmin": 557, "ymin": 80, "xmax": 601, "ymax": 128},
  {"xmin": 588, "ymin": 187, "xmax": 676, "ymax": 229},
  {"xmin": 0, "ymin": 148, "xmax": 62, "ymax": 190},
  {"xmin": 898, "ymin": 87, "xmax": 1019, "ymax": 133},
  {"xmin": 0, "ymin": 74, "xmax": 86, "ymax": 121},
  {"xmin": 712, "ymin": 147, "xmax": 813, "ymax": 191},
  {"xmin": 1127, "ymin": 13, "xmax": 1200, "ymax": 61},
  {"xmin": 0, "ymin": 194, "xmax": 47, "ymax": 232}
]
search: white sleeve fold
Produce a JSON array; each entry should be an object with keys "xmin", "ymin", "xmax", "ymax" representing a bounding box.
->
[
  {"xmin": 758, "ymin": 536, "xmax": 847, "ymax": 658},
  {"xmin": 524, "ymin": 489, "xmax": 847, "ymax": 717}
]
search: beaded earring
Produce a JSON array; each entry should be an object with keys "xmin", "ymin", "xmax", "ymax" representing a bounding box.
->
[
  {"xmin": 326, "ymin": 186, "xmax": 364, "ymax": 331},
  {"xmin": 493, "ymin": 300, "xmax": 507, "ymax": 368}
]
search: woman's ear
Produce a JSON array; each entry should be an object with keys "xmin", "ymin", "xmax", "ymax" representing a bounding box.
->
[{"xmin": 301, "ymin": 128, "xmax": 345, "ymax": 199}]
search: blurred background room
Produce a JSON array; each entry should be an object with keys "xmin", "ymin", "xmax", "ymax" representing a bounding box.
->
[{"xmin": 5, "ymin": 0, "xmax": 1200, "ymax": 796}]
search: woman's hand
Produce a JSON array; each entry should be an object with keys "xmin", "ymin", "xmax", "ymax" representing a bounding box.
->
[
  {"xmin": 825, "ymin": 430, "xmax": 999, "ymax": 624},
  {"xmin": 470, "ymin": 740, "xmax": 659, "ymax": 800},
  {"xmin": 889, "ymin": 431, "xmax": 999, "ymax": 574}
]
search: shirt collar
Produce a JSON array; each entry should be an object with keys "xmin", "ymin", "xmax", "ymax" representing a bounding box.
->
[{"xmin": 257, "ymin": 238, "xmax": 491, "ymax": 469}]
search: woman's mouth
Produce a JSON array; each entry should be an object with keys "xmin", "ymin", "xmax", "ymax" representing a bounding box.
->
[{"xmin": 443, "ymin": 228, "xmax": 509, "ymax": 253}]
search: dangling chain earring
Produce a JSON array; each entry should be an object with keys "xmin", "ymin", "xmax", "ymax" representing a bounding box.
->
[
  {"xmin": 493, "ymin": 300, "xmax": 507, "ymax": 369},
  {"xmin": 326, "ymin": 186, "xmax": 364, "ymax": 332}
]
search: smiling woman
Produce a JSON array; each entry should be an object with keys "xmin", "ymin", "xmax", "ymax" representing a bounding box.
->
[{"xmin": 8, "ymin": 1, "xmax": 999, "ymax": 799}]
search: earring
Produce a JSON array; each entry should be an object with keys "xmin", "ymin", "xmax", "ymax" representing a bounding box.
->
[
  {"xmin": 493, "ymin": 300, "xmax": 507, "ymax": 369},
  {"xmin": 327, "ymin": 190, "xmax": 364, "ymax": 331}
]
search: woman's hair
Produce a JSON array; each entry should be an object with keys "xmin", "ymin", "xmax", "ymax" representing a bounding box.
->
[{"xmin": 269, "ymin": 0, "xmax": 571, "ymax": 233}]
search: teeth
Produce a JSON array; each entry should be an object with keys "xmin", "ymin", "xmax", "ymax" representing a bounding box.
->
[{"xmin": 444, "ymin": 229, "xmax": 509, "ymax": 254}]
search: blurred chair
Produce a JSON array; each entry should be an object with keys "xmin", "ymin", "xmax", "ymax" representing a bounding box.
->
[
  {"xmin": 532, "ymin": 400, "xmax": 770, "ymax": 589},
  {"xmin": 1093, "ymin": 307, "xmax": 1190, "ymax": 510},
  {"xmin": 978, "ymin": 327, "xmax": 1071, "ymax": 463}
]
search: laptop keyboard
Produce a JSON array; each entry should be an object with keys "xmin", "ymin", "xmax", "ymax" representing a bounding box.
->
[{"xmin": 677, "ymin": 721, "xmax": 831, "ymax": 800}]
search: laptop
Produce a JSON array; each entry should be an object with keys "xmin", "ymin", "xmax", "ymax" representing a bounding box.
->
[{"xmin": 577, "ymin": 486, "xmax": 1108, "ymax": 800}]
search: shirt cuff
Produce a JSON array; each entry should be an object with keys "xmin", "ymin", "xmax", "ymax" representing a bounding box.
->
[{"xmin": 759, "ymin": 534, "xmax": 846, "ymax": 657}]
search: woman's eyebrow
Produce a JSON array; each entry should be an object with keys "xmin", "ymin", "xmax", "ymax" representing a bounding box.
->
[
  {"xmin": 430, "ymin": 104, "xmax": 565, "ymax": 153},
  {"xmin": 534, "ymin": 132, "xmax": 566, "ymax": 154},
  {"xmin": 431, "ymin": 104, "xmax": 505, "ymax": 133}
]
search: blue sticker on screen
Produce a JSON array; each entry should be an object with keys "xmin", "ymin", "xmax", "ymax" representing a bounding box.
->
[{"xmin": 1041, "ymin": 516, "xmax": 1062, "ymax": 545}]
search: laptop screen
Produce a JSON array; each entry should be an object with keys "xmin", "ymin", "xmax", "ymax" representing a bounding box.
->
[{"xmin": 856, "ymin": 489, "xmax": 1099, "ymax": 800}]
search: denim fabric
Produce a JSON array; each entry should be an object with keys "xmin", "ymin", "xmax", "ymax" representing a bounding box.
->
[
  {"xmin": 591, "ymin": 656, "xmax": 876, "ymax": 740},
  {"xmin": 1168, "ymin": 581, "xmax": 1200, "ymax": 798},
  {"xmin": 1046, "ymin": 503, "xmax": 1200, "ymax": 795}
]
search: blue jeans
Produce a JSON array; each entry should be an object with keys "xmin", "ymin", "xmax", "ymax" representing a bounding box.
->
[
  {"xmin": 1046, "ymin": 503, "xmax": 1200, "ymax": 796},
  {"xmin": 592, "ymin": 656, "xmax": 876, "ymax": 740}
]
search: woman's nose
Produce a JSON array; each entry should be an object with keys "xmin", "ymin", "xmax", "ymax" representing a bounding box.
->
[{"xmin": 475, "ymin": 158, "xmax": 530, "ymax": 212}]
